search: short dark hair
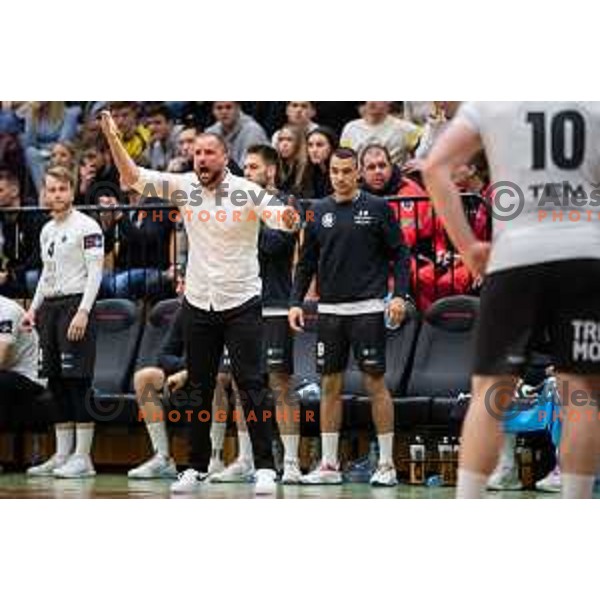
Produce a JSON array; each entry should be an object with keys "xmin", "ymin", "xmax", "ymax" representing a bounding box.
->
[
  {"xmin": 146, "ymin": 104, "xmax": 172, "ymax": 122},
  {"xmin": 359, "ymin": 143, "xmax": 392, "ymax": 167},
  {"xmin": 0, "ymin": 169, "xmax": 19, "ymax": 187},
  {"xmin": 109, "ymin": 101, "xmax": 138, "ymax": 113},
  {"xmin": 246, "ymin": 144, "xmax": 279, "ymax": 167},
  {"xmin": 331, "ymin": 147, "xmax": 358, "ymax": 167},
  {"xmin": 196, "ymin": 132, "xmax": 229, "ymax": 154}
]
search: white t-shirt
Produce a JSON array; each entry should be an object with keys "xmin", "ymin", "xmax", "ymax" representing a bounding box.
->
[
  {"xmin": 32, "ymin": 210, "xmax": 104, "ymax": 312},
  {"xmin": 133, "ymin": 169, "xmax": 294, "ymax": 311},
  {"xmin": 457, "ymin": 101, "xmax": 600, "ymax": 274},
  {"xmin": 340, "ymin": 115, "xmax": 419, "ymax": 164},
  {"xmin": 0, "ymin": 295, "xmax": 40, "ymax": 384}
]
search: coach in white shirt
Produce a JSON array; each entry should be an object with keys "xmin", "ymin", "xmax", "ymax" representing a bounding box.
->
[{"xmin": 100, "ymin": 111, "xmax": 297, "ymax": 495}]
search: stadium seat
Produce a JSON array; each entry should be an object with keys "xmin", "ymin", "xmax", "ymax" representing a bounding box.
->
[
  {"xmin": 92, "ymin": 299, "xmax": 144, "ymax": 423},
  {"xmin": 405, "ymin": 295, "xmax": 479, "ymax": 430}
]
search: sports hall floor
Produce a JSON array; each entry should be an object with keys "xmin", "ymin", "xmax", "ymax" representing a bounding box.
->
[{"xmin": 0, "ymin": 473, "xmax": 591, "ymax": 499}]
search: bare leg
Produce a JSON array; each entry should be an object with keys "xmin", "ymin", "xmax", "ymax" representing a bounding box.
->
[
  {"xmin": 557, "ymin": 373, "xmax": 600, "ymax": 498},
  {"xmin": 457, "ymin": 375, "xmax": 518, "ymax": 498}
]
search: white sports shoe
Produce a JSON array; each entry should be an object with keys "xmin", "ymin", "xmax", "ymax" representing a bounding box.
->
[
  {"xmin": 487, "ymin": 463, "xmax": 522, "ymax": 491},
  {"xmin": 207, "ymin": 456, "xmax": 225, "ymax": 476},
  {"xmin": 170, "ymin": 469, "xmax": 207, "ymax": 494},
  {"xmin": 535, "ymin": 465, "xmax": 561, "ymax": 493},
  {"xmin": 209, "ymin": 458, "xmax": 255, "ymax": 483},
  {"xmin": 128, "ymin": 454, "xmax": 177, "ymax": 479},
  {"xmin": 255, "ymin": 469, "xmax": 277, "ymax": 495},
  {"xmin": 281, "ymin": 459, "xmax": 302, "ymax": 485},
  {"xmin": 52, "ymin": 454, "xmax": 96, "ymax": 479},
  {"xmin": 370, "ymin": 463, "xmax": 398, "ymax": 487},
  {"xmin": 27, "ymin": 454, "xmax": 69, "ymax": 477},
  {"xmin": 300, "ymin": 462, "xmax": 343, "ymax": 485}
]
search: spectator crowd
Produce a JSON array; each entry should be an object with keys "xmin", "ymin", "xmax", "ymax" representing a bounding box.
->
[{"xmin": 0, "ymin": 101, "xmax": 490, "ymax": 306}]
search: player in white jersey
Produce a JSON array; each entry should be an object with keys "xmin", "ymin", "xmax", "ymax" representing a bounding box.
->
[
  {"xmin": 22, "ymin": 166, "xmax": 104, "ymax": 479},
  {"xmin": 423, "ymin": 102, "xmax": 600, "ymax": 499},
  {"xmin": 0, "ymin": 294, "xmax": 55, "ymax": 440}
]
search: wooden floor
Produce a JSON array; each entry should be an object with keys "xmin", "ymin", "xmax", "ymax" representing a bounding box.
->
[{"xmin": 0, "ymin": 473, "xmax": 584, "ymax": 499}]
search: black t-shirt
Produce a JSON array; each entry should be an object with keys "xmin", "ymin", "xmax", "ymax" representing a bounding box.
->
[{"xmin": 291, "ymin": 191, "xmax": 410, "ymax": 305}]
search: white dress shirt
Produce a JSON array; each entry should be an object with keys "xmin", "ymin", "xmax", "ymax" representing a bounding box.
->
[{"xmin": 133, "ymin": 168, "xmax": 294, "ymax": 311}]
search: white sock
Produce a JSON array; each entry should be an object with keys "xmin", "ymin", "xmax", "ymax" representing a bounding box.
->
[
  {"xmin": 210, "ymin": 420, "xmax": 227, "ymax": 456},
  {"xmin": 499, "ymin": 433, "xmax": 516, "ymax": 468},
  {"xmin": 456, "ymin": 469, "xmax": 488, "ymax": 499},
  {"xmin": 147, "ymin": 421, "xmax": 169, "ymax": 457},
  {"xmin": 281, "ymin": 434, "xmax": 300, "ymax": 463},
  {"xmin": 55, "ymin": 424, "xmax": 74, "ymax": 456},
  {"xmin": 322, "ymin": 433, "xmax": 339, "ymax": 466},
  {"xmin": 562, "ymin": 473, "xmax": 595, "ymax": 499},
  {"xmin": 377, "ymin": 433, "xmax": 394, "ymax": 466},
  {"xmin": 238, "ymin": 431, "xmax": 254, "ymax": 463},
  {"xmin": 75, "ymin": 424, "xmax": 94, "ymax": 456}
]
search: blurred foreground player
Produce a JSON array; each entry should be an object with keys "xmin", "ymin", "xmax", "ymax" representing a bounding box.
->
[
  {"xmin": 289, "ymin": 148, "xmax": 411, "ymax": 486},
  {"xmin": 423, "ymin": 102, "xmax": 600, "ymax": 499},
  {"xmin": 24, "ymin": 166, "xmax": 104, "ymax": 478}
]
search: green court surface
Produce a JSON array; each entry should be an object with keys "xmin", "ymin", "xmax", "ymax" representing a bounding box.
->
[{"xmin": 0, "ymin": 474, "xmax": 586, "ymax": 499}]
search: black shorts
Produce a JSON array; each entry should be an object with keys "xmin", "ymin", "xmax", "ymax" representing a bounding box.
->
[
  {"xmin": 474, "ymin": 259, "xmax": 600, "ymax": 375},
  {"xmin": 37, "ymin": 295, "xmax": 97, "ymax": 379},
  {"xmin": 317, "ymin": 312, "xmax": 386, "ymax": 375},
  {"xmin": 0, "ymin": 371, "xmax": 53, "ymax": 428},
  {"xmin": 218, "ymin": 316, "xmax": 294, "ymax": 375}
]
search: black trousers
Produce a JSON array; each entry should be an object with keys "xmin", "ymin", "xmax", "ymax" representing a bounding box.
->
[
  {"xmin": 0, "ymin": 371, "xmax": 55, "ymax": 429},
  {"xmin": 183, "ymin": 296, "xmax": 274, "ymax": 471}
]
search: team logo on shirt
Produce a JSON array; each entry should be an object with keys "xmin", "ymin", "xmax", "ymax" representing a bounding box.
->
[
  {"xmin": 0, "ymin": 320, "xmax": 13, "ymax": 334},
  {"xmin": 83, "ymin": 233, "xmax": 103, "ymax": 249},
  {"xmin": 321, "ymin": 213, "xmax": 336, "ymax": 228},
  {"xmin": 354, "ymin": 209, "xmax": 374, "ymax": 225}
]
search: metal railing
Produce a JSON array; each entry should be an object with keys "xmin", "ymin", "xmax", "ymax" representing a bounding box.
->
[{"xmin": 0, "ymin": 194, "xmax": 490, "ymax": 308}]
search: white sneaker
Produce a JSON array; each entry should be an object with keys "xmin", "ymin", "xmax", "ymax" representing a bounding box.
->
[
  {"xmin": 209, "ymin": 458, "xmax": 255, "ymax": 483},
  {"xmin": 128, "ymin": 454, "xmax": 177, "ymax": 479},
  {"xmin": 370, "ymin": 463, "xmax": 398, "ymax": 487},
  {"xmin": 27, "ymin": 454, "xmax": 69, "ymax": 477},
  {"xmin": 52, "ymin": 454, "xmax": 96, "ymax": 479},
  {"xmin": 281, "ymin": 459, "xmax": 302, "ymax": 485},
  {"xmin": 208, "ymin": 456, "xmax": 225, "ymax": 476},
  {"xmin": 170, "ymin": 469, "xmax": 207, "ymax": 494},
  {"xmin": 487, "ymin": 463, "xmax": 522, "ymax": 491},
  {"xmin": 300, "ymin": 462, "xmax": 343, "ymax": 485},
  {"xmin": 535, "ymin": 466, "xmax": 561, "ymax": 493},
  {"xmin": 255, "ymin": 469, "xmax": 277, "ymax": 495}
]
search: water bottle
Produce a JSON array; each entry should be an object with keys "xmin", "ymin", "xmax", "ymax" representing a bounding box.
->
[
  {"xmin": 409, "ymin": 436, "xmax": 426, "ymax": 484},
  {"xmin": 452, "ymin": 437, "xmax": 461, "ymax": 485},
  {"xmin": 516, "ymin": 438, "xmax": 534, "ymax": 489},
  {"xmin": 438, "ymin": 436, "xmax": 453, "ymax": 485}
]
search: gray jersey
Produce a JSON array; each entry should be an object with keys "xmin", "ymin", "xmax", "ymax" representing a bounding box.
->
[
  {"xmin": 0, "ymin": 295, "xmax": 40, "ymax": 383},
  {"xmin": 457, "ymin": 101, "xmax": 600, "ymax": 273},
  {"xmin": 32, "ymin": 210, "xmax": 104, "ymax": 313}
]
